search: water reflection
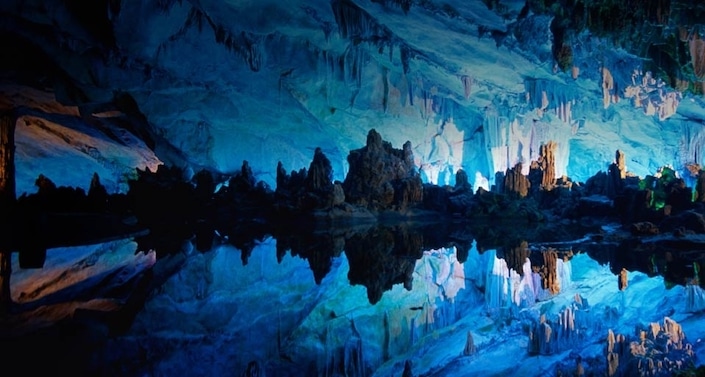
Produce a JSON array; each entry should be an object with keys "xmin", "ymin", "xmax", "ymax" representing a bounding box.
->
[
  {"xmin": 2, "ymin": 220, "xmax": 705, "ymax": 376},
  {"xmin": 123, "ymin": 219, "xmax": 705, "ymax": 307}
]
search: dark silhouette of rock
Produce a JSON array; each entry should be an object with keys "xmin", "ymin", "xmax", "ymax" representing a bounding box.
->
[
  {"xmin": 660, "ymin": 210, "xmax": 705, "ymax": 234},
  {"xmin": 229, "ymin": 160, "xmax": 256, "ymax": 192},
  {"xmin": 343, "ymin": 129, "xmax": 422, "ymax": 211},
  {"xmin": 665, "ymin": 176, "xmax": 692, "ymax": 213},
  {"xmin": 306, "ymin": 147, "xmax": 334, "ymax": 192},
  {"xmin": 192, "ymin": 169, "xmax": 215, "ymax": 204},
  {"xmin": 274, "ymin": 148, "xmax": 342, "ymax": 212},
  {"xmin": 498, "ymin": 240, "xmax": 530, "ymax": 276},
  {"xmin": 630, "ymin": 221, "xmax": 659, "ymax": 235},
  {"xmin": 607, "ymin": 149, "xmax": 626, "ymax": 198},
  {"xmin": 422, "ymin": 184, "xmax": 451, "ymax": 213},
  {"xmin": 454, "ymin": 169, "xmax": 472, "ymax": 193},
  {"xmin": 401, "ymin": 359, "xmax": 414, "ymax": 377},
  {"xmin": 87, "ymin": 172, "xmax": 108, "ymax": 211},
  {"xmin": 344, "ymin": 225, "xmax": 423, "ymax": 304},
  {"xmin": 695, "ymin": 170, "xmax": 705, "ymax": 202}
]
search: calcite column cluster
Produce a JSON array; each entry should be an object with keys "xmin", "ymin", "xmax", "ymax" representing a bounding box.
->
[
  {"xmin": 538, "ymin": 249, "xmax": 561, "ymax": 295},
  {"xmin": 503, "ymin": 163, "xmax": 530, "ymax": 198},
  {"xmin": 528, "ymin": 294, "xmax": 587, "ymax": 355},
  {"xmin": 605, "ymin": 317, "xmax": 695, "ymax": 377},
  {"xmin": 486, "ymin": 246, "xmax": 572, "ymax": 312}
]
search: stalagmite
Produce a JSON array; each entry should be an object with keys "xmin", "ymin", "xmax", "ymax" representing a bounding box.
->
[
  {"xmin": 605, "ymin": 317, "xmax": 694, "ymax": 376},
  {"xmin": 503, "ymin": 163, "xmax": 530, "ymax": 198},
  {"xmin": 541, "ymin": 249, "xmax": 560, "ymax": 295},
  {"xmin": 539, "ymin": 141, "xmax": 556, "ymax": 190}
]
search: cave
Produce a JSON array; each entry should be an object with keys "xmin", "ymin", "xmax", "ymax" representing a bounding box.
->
[{"xmin": 1, "ymin": 0, "xmax": 705, "ymax": 376}]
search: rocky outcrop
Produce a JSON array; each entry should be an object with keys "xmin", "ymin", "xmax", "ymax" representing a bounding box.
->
[
  {"xmin": 503, "ymin": 163, "xmax": 530, "ymax": 198},
  {"xmin": 529, "ymin": 140, "xmax": 557, "ymax": 192},
  {"xmin": 695, "ymin": 170, "xmax": 705, "ymax": 202},
  {"xmin": 605, "ymin": 317, "xmax": 695, "ymax": 377},
  {"xmin": 463, "ymin": 331, "xmax": 477, "ymax": 356},
  {"xmin": 275, "ymin": 148, "xmax": 344, "ymax": 213},
  {"xmin": 528, "ymin": 297, "xmax": 585, "ymax": 356},
  {"xmin": 422, "ymin": 169, "xmax": 474, "ymax": 215},
  {"xmin": 607, "ymin": 149, "xmax": 626, "ymax": 198},
  {"xmin": 539, "ymin": 249, "xmax": 561, "ymax": 295},
  {"xmin": 343, "ymin": 129, "xmax": 422, "ymax": 212},
  {"xmin": 305, "ymin": 147, "xmax": 334, "ymax": 193}
]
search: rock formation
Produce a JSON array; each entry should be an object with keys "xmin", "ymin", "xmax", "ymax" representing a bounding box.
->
[
  {"xmin": 343, "ymin": 129, "xmax": 422, "ymax": 211},
  {"xmin": 605, "ymin": 317, "xmax": 695, "ymax": 377},
  {"xmin": 463, "ymin": 331, "xmax": 477, "ymax": 356},
  {"xmin": 503, "ymin": 163, "xmax": 530, "ymax": 198},
  {"xmin": 344, "ymin": 225, "xmax": 423, "ymax": 304},
  {"xmin": 538, "ymin": 248, "xmax": 561, "ymax": 295},
  {"xmin": 607, "ymin": 149, "xmax": 626, "ymax": 198},
  {"xmin": 618, "ymin": 268, "xmax": 628, "ymax": 291},
  {"xmin": 529, "ymin": 140, "xmax": 557, "ymax": 191}
]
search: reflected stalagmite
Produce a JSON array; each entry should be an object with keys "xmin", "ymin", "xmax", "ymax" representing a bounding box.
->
[
  {"xmin": 618, "ymin": 268, "xmax": 628, "ymax": 291},
  {"xmin": 540, "ymin": 249, "xmax": 560, "ymax": 295}
]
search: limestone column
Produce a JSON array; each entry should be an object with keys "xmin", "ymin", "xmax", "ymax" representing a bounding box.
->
[
  {"xmin": 539, "ymin": 141, "xmax": 556, "ymax": 189},
  {"xmin": 0, "ymin": 110, "xmax": 16, "ymax": 315}
]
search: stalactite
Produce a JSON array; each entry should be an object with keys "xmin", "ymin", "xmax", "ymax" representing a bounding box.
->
[
  {"xmin": 342, "ymin": 45, "xmax": 365, "ymax": 91},
  {"xmin": 242, "ymin": 32, "xmax": 264, "ymax": 72},
  {"xmin": 460, "ymin": 75, "xmax": 473, "ymax": 99},
  {"xmin": 332, "ymin": 0, "xmax": 384, "ymax": 40},
  {"xmin": 382, "ymin": 67, "xmax": 389, "ymax": 113},
  {"xmin": 400, "ymin": 45, "xmax": 411, "ymax": 75}
]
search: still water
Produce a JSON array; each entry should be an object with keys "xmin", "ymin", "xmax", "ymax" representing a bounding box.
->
[{"xmin": 4, "ymin": 221, "xmax": 705, "ymax": 376}]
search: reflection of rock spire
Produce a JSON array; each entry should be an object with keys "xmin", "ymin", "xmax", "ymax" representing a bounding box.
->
[
  {"xmin": 540, "ymin": 248, "xmax": 560, "ymax": 295},
  {"xmin": 618, "ymin": 268, "xmax": 628, "ymax": 291},
  {"xmin": 605, "ymin": 317, "xmax": 694, "ymax": 376},
  {"xmin": 345, "ymin": 225, "xmax": 423, "ymax": 304},
  {"xmin": 463, "ymin": 331, "xmax": 477, "ymax": 356}
]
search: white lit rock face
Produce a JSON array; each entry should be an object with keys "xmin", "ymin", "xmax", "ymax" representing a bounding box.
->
[{"xmin": 1, "ymin": 0, "xmax": 705, "ymax": 194}]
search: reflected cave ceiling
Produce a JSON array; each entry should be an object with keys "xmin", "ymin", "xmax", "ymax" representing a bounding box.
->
[{"xmin": 1, "ymin": 0, "xmax": 705, "ymax": 194}]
